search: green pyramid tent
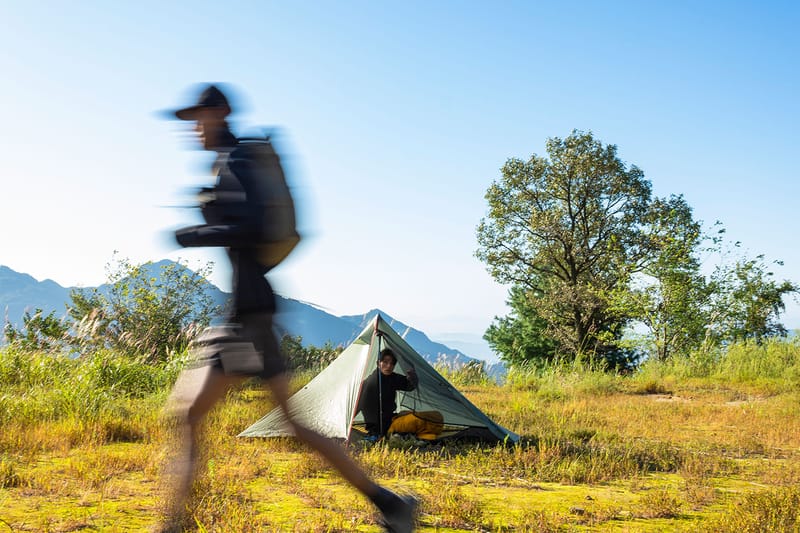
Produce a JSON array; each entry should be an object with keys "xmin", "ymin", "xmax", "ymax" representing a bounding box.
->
[{"xmin": 239, "ymin": 314, "xmax": 518, "ymax": 443}]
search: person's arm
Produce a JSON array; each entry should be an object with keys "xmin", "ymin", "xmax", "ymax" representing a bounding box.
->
[{"xmin": 399, "ymin": 366, "xmax": 418, "ymax": 391}]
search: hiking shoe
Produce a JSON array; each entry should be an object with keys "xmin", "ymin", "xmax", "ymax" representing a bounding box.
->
[{"xmin": 380, "ymin": 493, "xmax": 419, "ymax": 533}]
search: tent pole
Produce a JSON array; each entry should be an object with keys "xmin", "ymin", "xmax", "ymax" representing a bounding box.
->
[
  {"xmin": 376, "ymin": 331, "xmax": 383, "ymax": 437},
  {"xmin": 347, "ymin": 317, "xmax": 381, "ymax": 444}
]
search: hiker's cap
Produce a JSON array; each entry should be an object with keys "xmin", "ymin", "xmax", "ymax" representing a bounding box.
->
[{"xmin": 172, "ymin": 84, "xmax": 232, "ymax": 120}]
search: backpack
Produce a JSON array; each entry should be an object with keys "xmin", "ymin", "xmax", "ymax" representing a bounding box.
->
[
  {"xmin": 238, "ymin": 136, "xmax": 300, "ymax": 267},
  {"xmin": 210, "ymin": 135, "xmax": 300, "ymax": 268}
]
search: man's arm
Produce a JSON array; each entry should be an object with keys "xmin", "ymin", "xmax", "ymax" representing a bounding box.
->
[{"xmin": 400, "ymin": 367, "xmax": 418, "ymax": 391}]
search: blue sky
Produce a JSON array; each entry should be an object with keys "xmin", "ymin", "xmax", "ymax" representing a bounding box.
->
[{"xmin": 2, "ymin": 1, "xmax": 798, "ymax": 360}]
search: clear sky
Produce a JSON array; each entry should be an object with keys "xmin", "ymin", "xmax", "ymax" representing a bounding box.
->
[{"xmin": 2, "ymin": 1, "xmax": 798, "ymax": 361}]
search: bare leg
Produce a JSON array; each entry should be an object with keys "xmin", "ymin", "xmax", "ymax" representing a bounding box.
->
[
  {"xmin": 267, "ymin": 373, "xmax": 419, "ymax": 531},
  {"xmin": 264, "ymin": 372, "xmax": 381, "ymax": 497},
  {"xmin": 159, "ymin": 365, "xmax": 244, "ymax": 530}
]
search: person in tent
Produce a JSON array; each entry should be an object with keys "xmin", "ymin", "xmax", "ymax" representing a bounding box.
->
[
  {"xmin": 157, "ymin": 83, "xmax": 417, "ymax": 533},
  {"xmin": 359, "ymin": 348, "xmax": 418, "ymax": 439}
]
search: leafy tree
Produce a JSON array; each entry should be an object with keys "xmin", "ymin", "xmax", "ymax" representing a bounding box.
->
[
  {"xmin": 476, "ymin": 130, "xmax": 653, "ymax": 365},
  {"xmin": 3, "ymin": 308, "xmax": 70, "ymax": 352},
  {"xmin": 484, "ymin": 287, "xmax": 558, "ymax": 368},
  {"xmin": 620, "ymin": 196, "xmax": 712, "ymax": 361},
  {"xmin": 69, "ymin": 255, "xmax": 221, "ymax": 362},
  {"xmin": 706, "ymin": 255, "xmax": 798, "ymax": 344}
]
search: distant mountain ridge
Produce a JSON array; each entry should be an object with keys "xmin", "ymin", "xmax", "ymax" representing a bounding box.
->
[
  {"xmin": 0, "ymin": 262, "xmax": 504, "ymax": 376},
  {"xmin": 0, "ymin": 265, "xmax": 76, "ymax": 324}
]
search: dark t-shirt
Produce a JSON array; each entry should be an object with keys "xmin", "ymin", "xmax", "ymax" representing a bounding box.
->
[{"xmin": 358, "ymin": 369, "xmax": 417, "ymax": 435}]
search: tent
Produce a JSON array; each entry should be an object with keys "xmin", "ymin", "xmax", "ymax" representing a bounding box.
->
[{"xmin": 239, "ymin": 314, "xmax": 518, "ymax": 443}]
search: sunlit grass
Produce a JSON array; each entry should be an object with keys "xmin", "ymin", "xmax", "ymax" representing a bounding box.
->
[
  {"xmin": 699, "ymin": 486, "xmax": 800, "ymax": 532},
  {"xmin": 2, "ymin": 339, "xmax": 800, "ymax": 531}
]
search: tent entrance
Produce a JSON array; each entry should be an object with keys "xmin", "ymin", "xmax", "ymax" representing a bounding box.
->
[{"xmin": 239, "ymin": 314, "xmax": 519, "ymax": 444}]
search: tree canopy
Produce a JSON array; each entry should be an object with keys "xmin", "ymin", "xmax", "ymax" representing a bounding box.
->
[
  {"xmin": 477, "ymin": 130, "xmax": 797, "ymax": 368},
  {"xmin": 477, "ymin": 131, "xmax": 653, "ymax": 365}
]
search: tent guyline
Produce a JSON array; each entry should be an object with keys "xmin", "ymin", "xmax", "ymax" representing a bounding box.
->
[{"xmin": 239, "ymin": 314, "xmax": 519, "ymax": 443}]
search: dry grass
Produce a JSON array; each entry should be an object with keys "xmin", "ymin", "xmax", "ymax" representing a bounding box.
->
[{"xmin": 3, "ymin": 342, "xmax": 800, "ymax": 531}]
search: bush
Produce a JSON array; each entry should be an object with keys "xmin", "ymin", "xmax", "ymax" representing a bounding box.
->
[{"xmin": 68, "ymin": 255, "xmax": 221, "ymax": 363}]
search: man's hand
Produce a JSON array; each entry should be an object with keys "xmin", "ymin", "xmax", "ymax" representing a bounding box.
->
[{"xmin": 405, "ymin": 366, "xmax": 418, "ymax": 389}]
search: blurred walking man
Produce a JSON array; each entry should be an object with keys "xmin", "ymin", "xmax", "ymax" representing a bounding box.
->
[{"xmin": 156, "ymin": 83, "xmax": 418, "ymax": 533}]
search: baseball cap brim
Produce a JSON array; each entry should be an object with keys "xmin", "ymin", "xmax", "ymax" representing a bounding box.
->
[
  {"xmin": 164, "ymin": 84, "xmax": 232, "ymax": 120},
  {"xmin": 173, "ymin": 105, "xmax": 206, "ymax": 120}
]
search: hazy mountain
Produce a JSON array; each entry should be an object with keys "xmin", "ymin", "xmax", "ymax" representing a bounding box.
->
[
  {"xmin": 338, "ymin": 310, "xmax": 478, "ymax": 368},
  {"xmin": 430, "ymin": 332, "xmax": 497, "ymax": 363},
  {"xmin": 0, "ymin": 266, "xmax": 75, "ymax": 325},
  {"xmin": 0, "ymin": 262, "xmax": 504, "ymax": 375}
]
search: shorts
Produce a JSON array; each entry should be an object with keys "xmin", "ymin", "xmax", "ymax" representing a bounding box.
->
[{"xmin": 192, "ymin": 313, "xmax": 285, "ymax": 380}]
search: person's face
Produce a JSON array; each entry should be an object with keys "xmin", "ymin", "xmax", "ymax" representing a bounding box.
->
[
  {"xmin": 379, "ymin": 356, "xmax": 396, "ymax": 376},
  {"xmin": 192, "ymin": 108, "xmax": 226, "ymax": 150}
]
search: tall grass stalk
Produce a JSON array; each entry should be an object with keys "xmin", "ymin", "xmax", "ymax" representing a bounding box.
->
[
  {"xmin": 0, "ymin": 347, "xmax": 183, "ymax": 453},
  {"xmin": 632, "ymin": 338, "xmax": 800, "ymax": 393},
  {"xmin": 504, "ymin": 354, "xmax": 625, "ymax": 398}
]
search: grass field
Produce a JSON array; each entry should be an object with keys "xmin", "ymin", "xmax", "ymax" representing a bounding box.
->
[{"xmin": 2, "ymin": 341, "xmax": 800, "ymax": 532}]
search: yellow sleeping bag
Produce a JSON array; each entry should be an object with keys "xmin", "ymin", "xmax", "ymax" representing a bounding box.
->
[{"xmin": 388, "ymin": 411, "xmax": 444, "ymax": 440}]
